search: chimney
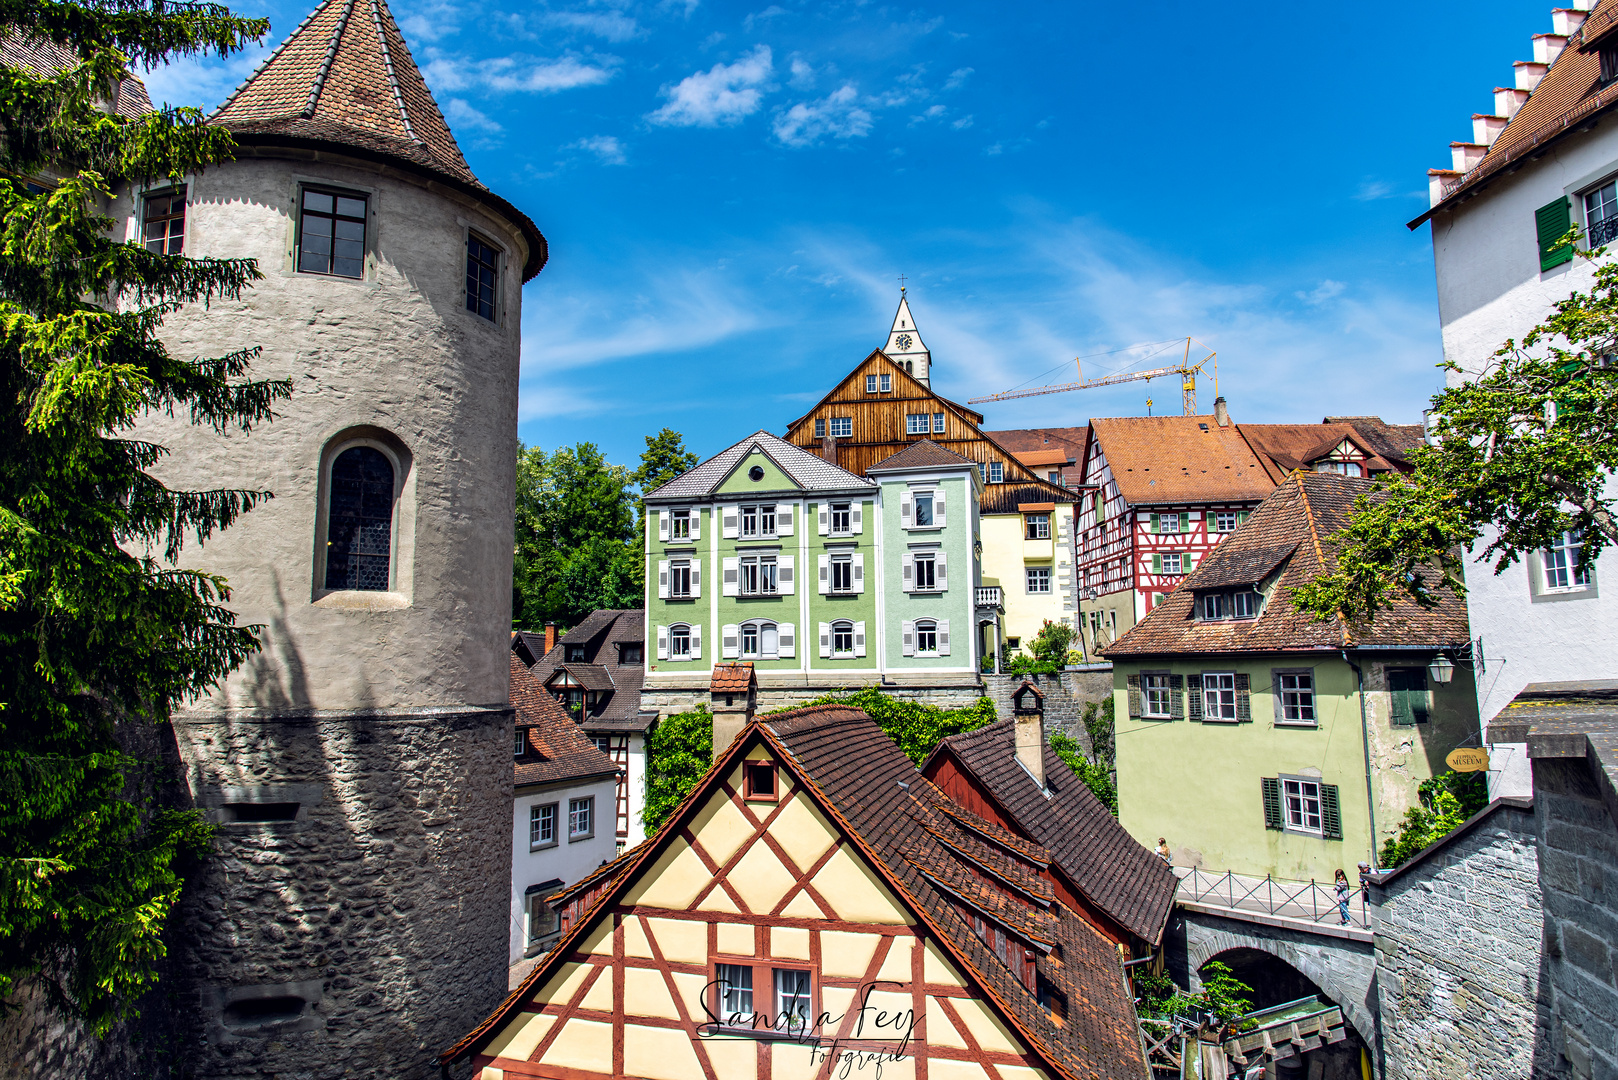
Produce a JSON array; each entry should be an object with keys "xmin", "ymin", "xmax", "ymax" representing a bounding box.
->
[
  {"xmin": 544, "ymin": 622, "xmax": 557, "ymax": 655},
  {"xmin": 822, "ymin": 433, "xmax": 837, "ymax": 467},
  {"xmin": 1011, "ymin": 682, "xmax": 1046, "ymax": 789},
  {"xmin": 1532, "ymin": 32, "xmax": 1568, "ymax": 66},
  {"xmin": 1494, "ymin": 86, "xmax": 1529, "ymax": 119},
  {"xmin": 1214, "ymin": 396, "xmax": 1230, "ymax": 428},
  {"xmin": 1552, "ymin": 8, "xmax": 1588, "ymax": 35},
  {"xmin": 1472, "ymin": 113, "xmax": 1507, "ymax": 146},
  {"xmin": 709, "ymin": 662, "xmax": 757, "ymax": 749},
  {"xmin": 1515, "ymin": 60, "xmax": 1548, "ymax": 91},
  {"xmin": 1450, "ymin": 141, "xmax": 1487, "ymax": 172}
]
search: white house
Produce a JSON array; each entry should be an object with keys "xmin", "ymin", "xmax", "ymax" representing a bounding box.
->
[
  {"xmin": 508, "ymin": 656, "xmax": 619, "ymax": 964},
  {"xmin": 1415, "ymin": 0, "xmax": 1618, "ymax": 773}
]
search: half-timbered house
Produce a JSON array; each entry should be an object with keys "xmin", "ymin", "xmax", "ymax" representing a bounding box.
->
[
  {"xmin": 442, "ymin": 704, "xmax": 1149, "ymax": 1080},
  {"xmin": 781, "ymin": 297, "xmax": 1080, "ymax": 659}
]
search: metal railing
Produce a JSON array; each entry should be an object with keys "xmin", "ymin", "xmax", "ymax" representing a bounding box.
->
[
  {"xmin": 974, "ymin": 586, "xmax": 1002, "ymax": 608},
  {"xmin": 1174, "ymin": 867, "xmax": 1370, "ymax": 930}
]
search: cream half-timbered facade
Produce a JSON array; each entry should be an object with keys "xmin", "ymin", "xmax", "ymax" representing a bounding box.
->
[{"xmin": 442, "ymin": 706, "xmax": 1148, "ymax": 1080}]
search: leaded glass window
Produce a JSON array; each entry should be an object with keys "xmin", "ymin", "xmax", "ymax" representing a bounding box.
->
[
  {"xmin": 466, "ymin": 232, "xmax": 498, "ymax": 320},
  {"xmin": 325, "ymin": 446, "xmax": 393, "ymax": 591}
]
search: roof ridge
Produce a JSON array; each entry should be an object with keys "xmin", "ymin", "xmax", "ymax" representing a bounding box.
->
[
  {"xmin": 212, "ymin": 0, "xmax": 331, "ymax": 117},
  {"xmin": 1292, "ymin": 472, "xmax": 1351, "ymax": 648},
  {"xmin": 302, "ymin": 0, "xmax": 352, "ymax": 117},
  {"xmin": 367, "ymin": 0, "xmax": 417, "ymax": 142}
]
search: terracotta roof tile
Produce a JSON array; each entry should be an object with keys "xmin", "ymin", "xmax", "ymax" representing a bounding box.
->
[
  {"xmin": 1238, "ymin": 423, "xmax": 1397, "ymax": 484},
  {"xmin": 983, "ymin": 427, "xmax": 1088, "ymax": 487},
  {"xmin": 1, "ymin": 30, "xmax": 152, "ymax": 117},
  {"xmin": 1091, "ymin": 415, "xmax": 1274, "ymax": 506},
  {"xmin": 709, "ymin": 661, "xmax": 754, "ymax": 692},
  {"xmin": 867, "ymin": 439, "xmax": 977, "ymax": 471},
  {"xmin": 212, "ymin": 0, "xmax": 477, "ymax": 187},
  {"xmin": 1104, "ymin": 473, "xmax": 1472, "ymax": 656},
  {"xmin": 520, "ymin": 611, "xmax": 652, "ymax": 731},
  {"xmin": 510, "ymin": 656, "xmax": 619, "ymax": 788},
  {"xmin": 1011, "ymin": 448, "xmax": 1075, "ymax": 468}
]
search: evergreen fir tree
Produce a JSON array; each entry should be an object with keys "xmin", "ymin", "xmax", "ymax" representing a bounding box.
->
[{"xmin": 0, "ymin": 0, "xmax": 283, "ymax": 1031}]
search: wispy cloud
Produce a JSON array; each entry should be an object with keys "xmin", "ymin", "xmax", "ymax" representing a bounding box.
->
[
  {"xmin": 1352, "ymin": 178, "xmax": 1421, "ymax": 202},
  {"xmin": 743, "ymin": 5, "xmax": 789, "ymax": 31},
  {"xmin": 1297, "ymin": 279, "xmax": 1346, "ymax": 305},
  {"xmin": 543, "ymin": 10, "xmax": 642, "ymax": 42},
  {"xmin": 788, "ymin": 56, "xmax": 816, "ymax": 90},
  {"xmin": 647, "ymin": 45, "xmax": 773, "ymax": 127},
  {"xmin": 773, "ymin": 84, "xmax": 872, "ymax": 147},
  {"xmin": 943, "ymin": 66, "xmax": 973, "ymax": 91},
  {"xmin": 568, "ymin": 134, "xmax": 628, "ymax": 165},
  {"xmin": 446, "ymin": 98, "xmax": 502, "ymax": 132},
  {"xmin": 424, "ymin": 52, "xmax": 618, "ymax": 94}
]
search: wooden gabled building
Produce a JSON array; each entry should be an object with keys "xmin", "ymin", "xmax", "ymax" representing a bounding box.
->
[
  {"xmin": 441, "ymin": 704, "xmax": 1150, "ymax": 1080},
  {"xmin": 782, "ymin": 295, "xmax": 1082, "ymax": 661}
]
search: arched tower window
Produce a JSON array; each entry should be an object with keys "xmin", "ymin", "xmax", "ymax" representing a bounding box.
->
[{"xmin": 325, "ymin": 446, "xmax": 394, "ymax": 590}]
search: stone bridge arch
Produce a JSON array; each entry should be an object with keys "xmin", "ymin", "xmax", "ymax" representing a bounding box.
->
[{"xmin": 1177, "ymin": 911, "xmax": 1380, "ymax": 1071}]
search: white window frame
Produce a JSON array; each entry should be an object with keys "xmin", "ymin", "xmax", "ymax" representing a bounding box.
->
[
  {"xmin": 932, "ymin": 412, "xmax": 945, "ymax": 433},
  {"xmin": 739, "ymin": 620, "xmax": 779, "ymax": 659},
  {"xmin": 831, "ymin": 620, "xmax": 855, "ymax": 658},
  {"xmin": 829, "ymin": 503, "xmax": 851, "ymax": 535},
  {"xmin": 830, "ymin": 555, "xmax": 853, "ymax": 594},
  {"xmin": 670, "ymin": 508, "xmax": 691, "ymax": 540},
  {"xmin": 1587, "ymin": 178, "xmax": 1618, "ymax": 245},
  {"xmin": 988, "ymin": 461, "xmax": 1004, "ymax": 483},
  {"xmin": 913, "ymin": 491, "xmax": 935, "ymax": 527},
  {"xmin": 669, "ymin": 560, "xmax": 692, "ymax": 598},
  {"xmin": 1543, "ymin": 530, "xmax": 1594, "ymax": 591},
  {"xmin": 814, "ymin": 419, "xmax": 826, "ymax": 438},
  {"xmin": 1277, "ymin": 671, "xmax": 1316, "ymax": 725},
  {"xmin": 906, "ymin": 413, "xmax": 930, "ymax": 435},
  {"xmin": 829, "ymin": 416, "xmax": 852, "ymax": 438},
  {"xmin": 568, "ymin": 797, "xmax": 594, "ymax": 841},
  {"xmin": 914, "ymin": 619, "xmax": 939, "ymax": 656},
  {"xmin": 1026, "ymin": 567, "xmax": 1051, "ymax": 594},
  {"xmin": 1281, "ymin": 776, "xmax": 1323, "ymax": 835},
  {"xmin": 1233, "ymin": 591, "xmax": 1257, "ymax": 618},
  {"xmin": 1143, "ymin": 673, "xmax": 1172, "ymax": 718},
  {"xmin": 866, "ymin": 374, "xmax": 880, "ymax": 393},
  {"xmin": 913, "ymin": 552, "xmax": 937, "ymax": 591},
  {"xmin": 1214, "ymin": 511, "xmax": 1239, "ymax": 532},
  {"xmin": 1202, "ymin": 672, "xmax": 1237, "ymax": 720},
  {"xmin": 530, "ymin": 802, "xmax": 557, "ymax": 849},
  {"xmin": 1201, "ymin": 594, "xmax": 1226, "ymax": 619},
  {"xmin": 669, "ymin": 624, "xmax": 692, "ymax": 658},
  {"xmin": 1025, "ymin": 513, "xmax": 1050, "ymax": 540},
  {"xmin": 1161, "ymin": 551, "xmax": 1184, "ymax": 574},
  {"xmin": 880, "ymin": 373, "xmax": 892, "ymax": 392}
]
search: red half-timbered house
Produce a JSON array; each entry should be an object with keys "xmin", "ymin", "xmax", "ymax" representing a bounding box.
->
[{"xmin": 441, "ymin": 705, "xmax": 1149, "ymax": 1080}]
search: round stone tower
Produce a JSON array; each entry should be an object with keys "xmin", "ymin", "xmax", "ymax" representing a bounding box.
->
[{"xmin": 115, "ymin": 1, "xmax": 545, "ymax": 1075}]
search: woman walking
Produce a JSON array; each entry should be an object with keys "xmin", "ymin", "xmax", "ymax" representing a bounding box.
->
[{"xmin": 1334, "ymin": 868, "xmax": 1351, "ymax": 925}]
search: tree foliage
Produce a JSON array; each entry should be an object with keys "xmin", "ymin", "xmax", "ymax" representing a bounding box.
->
[
  {"xmin": 631, "ymin": 427, "xmax": 697, "ymax": 517},
  {"xmin": 0, "ymin": 0, "xmax": 280, "ymax": 1032},
  {"xmin": 1051, "ymin": 731, "xmax": 1116, "ymax": 815},
  {"xmin": 1296, "ymin": 243, "xmax": 1618, "ymax": 622},
  {"xmin": 1378, "ymin": 770, "xmax": 1489, "ymax": 869},
  {"xmin": 642, "ymin": 706, "xmax": 713, "ymax": 835},
  {"xmin": 769, "ymin": 688, "xmax": 997, "ymax": 766},
  {"xmin": 1135, "ymin": 962, "xmax": 1255, "ymax": 1030}
]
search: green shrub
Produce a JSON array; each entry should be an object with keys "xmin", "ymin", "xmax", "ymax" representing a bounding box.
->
[
  {"xmin": 1029, "ymin": 619, "xmax": 1077, "ymax": 666},
  {"xmin": 1378, "ymin": 770, "xmax": 1489, "ymax": 868},
  {"xmin": 1005, "ymin": 654, "xmax": 1062, "ymax": 675},
  {"xmin": 766, "ymin": 688, "xmax": 997, "ymax": 765},
  {"xmin": 1051, "ymin": 732, "xmax": 1117, "ymax": 815},
  {"xmin": 642, "ymin": 706, "xmax": 713, "ymax": 834},
  {"xmin": 1136, "ymin": 962, "xmax": 1254, "ymax": 1030}
]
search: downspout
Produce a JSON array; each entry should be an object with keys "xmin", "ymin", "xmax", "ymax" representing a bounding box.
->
[{"xmin": 1342, "ymin": 649, "xmax": 1378, "ymax": 869}]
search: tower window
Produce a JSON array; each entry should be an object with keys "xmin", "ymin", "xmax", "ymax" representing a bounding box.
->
[
  {"xmin": 324, "ymin": 446, "xmax": 394, "ymax": 591},
  {"xmin": 142, "ymin": 188, "xmax": 186, "ymax": 254},
  {"xmin": 298, "ymin": 188, "xmax": 367, "ymax": 278},
  {"xmin": 466, "ymin": 232, "xmax": 498, "ymax": 320}
]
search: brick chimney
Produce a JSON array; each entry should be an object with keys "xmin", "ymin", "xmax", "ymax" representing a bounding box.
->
[
  {"xmin": 544, "ymin": 622, "xmax": 557, "ymax": 655},
  {"xmin": 1214, "ymin": 396, "xmax": 1230, "ymax": 428},
  {"xmin": 709, "ymin": 662, "xmax": 757, "ymax": 749},
  {"xmin": 1011, "ymin": 682, "xmax": 1046, "ymax": 789},
  {"xmin": 822, "ymin": 433, "xmax": 837, "ymax": 467}
]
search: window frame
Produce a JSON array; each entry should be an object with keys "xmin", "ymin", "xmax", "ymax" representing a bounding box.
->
[
  {"xmin": 1213, "ymin": 511, "xmax": 1239, "ymax": 532},
  {"xmin": 669, "ymin": 623, "xmax": 692, "ymax": 658},
  {"xmin": 913, "ymin": 552, "xmax": 937, "ymax": 591},
  {"xmin": 831, "ymin": 620, "xmax": 855, "ymax": 658},
  {"xmin": 669, "ymin": 560, "xmax": 693, "ymax": 598},
  {"xmin": 295, "ymin": 184, "xmax": 369, "ymax": 279},
  {"xmin": 1274, "ymin": 668, "xmax": 1317, "ymax": 726},
  {"xmin": 829, "ymin": 502, "xmax": 852, "ymax": 535},
  {"xmin": 829, "ymin": 555, "xmax": 853, "ymax": 594},
  {"xmin": 1026, "ymin": 566, "xmax": 1051, "ymax": 594},
  {"xmin": 1280, "ymin": 776, "xmax": 1324, "ymax": 836},
  {"xmin": 880, "ymin": 373, "xmax": 892, "ymax": 392},
  {"xmin": 567, "ymin": 796, "xmax": 594, "ymax": 841},
  {"xmin": 913, "ymin": 491, "xmax": 935, "ymax": 527},
  {"xmin": 320, "ymin": 440, "xmax": 400, "ymax": 594},
  {"xmin": 465, "ymin": 229, "xmax": 501, "ymax": 322},
  {"xmin": 814, "ymin": 419, "xmax": 826, "ymax": 438},
  {"xmin": 828, "ymin": 416, "xmax": 852, "ymax": 438},
  {"xmin": 140, "ymin": 185, "xmax": 187, "ymax": 255},
  {"xmin": 743, "ymin": 759, "xmax": 779, "ymax": 802},
  {"xmin": 1025, "ymin": 513, "xmax": 1050, "ymax": 540},
  {"xmin": 514, "ymin": 727, "xmax": 527, "ymax": 757},
  {"xmin": 988, "ymin": 461, "xmax": 1004, "ymax": 483},
  {"xmin": 528, "ymin": 892, "xmax": 559, "ymax": 946},
  {"xmin": 1142, "ymin": 672, "xmax": 1173, "ymax": 719},
  {"xmin": 932, "ymin": 412, "xmax": 945, "ymax": 433},
  {"xmin": 866, "ymin": 374, "xmax": 880, "ymax": 393},
  {"xmin": 739, "ymin": 554, "xmax": 777, "ymax": 596},
  {"xmin": 906, "ymin": 413, "xmax": 930, "ymax": 435},
  {"xmin": 707, "ymin": 958, "xmax": 817, "ymax": 1037},
  {"xmin": 670, "ymin": 508, "xmax": 691, "ymax": 540},
  {"xmin": 529, "ymin": 802, "xmax": 558, "ymax": 849},
  {"xmin": 1232, "ymin": 591, "xmax": 1258, "ymax": 618},
  {"xmin": 914, "ymin": 619, "xmax": 939, "ymax": 656},
  {"xmin": 1542, "ymin": 530, "xmax": 1594, "ymax": 592},
  {"xmin": 1202, "ymin": 672, "xmax": 1238, "ymax": 721}
]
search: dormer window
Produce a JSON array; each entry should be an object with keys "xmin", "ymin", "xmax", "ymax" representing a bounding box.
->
[
  {"xmin": 1314, "ymin": 461, "xmax": 1363, "ymax": 477},
  {"xmin": 1199, "ymin": 591, "xmax": 1258, "ymax": 620},
  {"xmin": 1603, "ymin": 44, "xmax": 1618, "ymax": 85},
  {"xmin": 565, "ymin": 645, "xmax": 587, "ymax": 662},
  {"xmin": 619, "ymin": 642, "xmax": 643, "ymax": 664}
]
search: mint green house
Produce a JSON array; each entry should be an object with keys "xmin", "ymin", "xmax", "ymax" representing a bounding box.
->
[
  {"xmin": 641, "ymin": 432, "xmax": 985, "ymax": 700},
  {"xmin": 1105, "ymin": 473, "xmax": 1480, "ymax": 881}
]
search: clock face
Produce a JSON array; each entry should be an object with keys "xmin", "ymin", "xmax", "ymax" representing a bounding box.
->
[{"xmin": 895, "ymin": 333, "xmax": 913, "ymax": 351}]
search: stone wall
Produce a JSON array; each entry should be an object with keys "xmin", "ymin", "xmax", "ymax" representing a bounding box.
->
[
  {"xmin": 1532, "ymin": 758, "xmax": 1618, "ymax": 1080},
  {"xmin": 981, "ymin": 665, "xmax": 1112, "ymax": 753},
  {"xmin": 1370, "ymin": 800, "xmax": 1549, "ymax": 1080}
]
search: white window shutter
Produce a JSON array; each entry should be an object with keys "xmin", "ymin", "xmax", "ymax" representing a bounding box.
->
[
  {"xmin": 690, "ymin": 510, "xmax": 701, "ymax": 540},
  {"xmin": 779, "ymin": 623, "xmax": 795, "ymax": 658},
  {"xmin": 778, "ymin": 505, "xmax": 793, "ymax": 535},
  {"xmin": 939, "ymin": 619, "xmax": 951, "ymax": 656},
  {"xmin": 657, "ymin": 625, "xmax": 668, "ymax": 660},
  {"xmin": 902, "ymin": 553, "xmax": 914, "ymax": 592},
  {"xmin": 779, "ymin": 555, "xmax": 794, "ymax": 595},
  {"xmin": 690, "ymin": 624, "xmax": 702, "ymax": 659},
  {"xmin": 658, "ymin": 512, "xmax": 669, "ymax": 542},
  {"xmin": 901, "ymin": 491, "xmax": 913, "ymax": 527},
  {"xmin": 658, "ymin": 560, "xmax": 670, "ymax": 599},
  {"xmin": 691, "ymin": 559, "xmax": 701, "ymax": 597},
  {"xmin": 722, "ymin": 624, "xmax": 739, "ymax": 659},
  {"xmin": 853, "ymin": 553, "xmax": 865, "ymax": 593},
  {"xmin": 818, "ymin": 554, "xmax": 831, "ymax": 595},
  {"xmin": 852, "ymin": 503, "xmax": 863, "ymax": 534},
  {"xmin": 819, "ymin": 622, "xmax": 832, "ymax": 659},
  {"xmin": 818, "ymin": 505, "xmax": 829, "ymax": 535},
  {"xmin": 723, "ymin": 557, "xmax": 739, "ymax": 597},
  {"xmin": 854, "ymin": 621, "xmax": 866, "ymax": 657},
  {"xmin": 723, "ymin": 508, "xmax": 738, "ymax": 538},
  {"xmin": 937, "ymin": 551, "xmax": 948, "ymax": 590},
  {"xmin": 935, "ymin": 488, "xmax": 947, "ymax": 527},
  {"xmin": 902, "ymin": 620, "xmax": 915, "ymax": 657}
]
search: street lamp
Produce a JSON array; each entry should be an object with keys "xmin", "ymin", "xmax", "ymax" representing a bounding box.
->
[{"xmin": 1428, "ymin": 654, "xmax": 1456, "ymax": 685}]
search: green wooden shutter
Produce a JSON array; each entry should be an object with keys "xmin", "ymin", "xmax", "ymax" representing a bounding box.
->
[
  {"xmin": 1237, "ymin": 511, "xmax": 1249, "ymax": 525},
  {"xmin": 1188, "ymin": 675, "xmax": 1204, "ymax": 721},
  {"xmin": 1262, "ymin": 778, "xmax": 1283, "ymax": 830},
  {"xmin": 1235, "ymin": 672, "xmax": 1251, "ymax": 721},
  {"xmin": 1149, "ymin": 513, "xmax": 1160, "ymax": 533},
  {"xmin": 1320, "ymin": 784, "xmax": 1343, "ymax": 840},
  {"xmin": 1152, "ymin": 553, "xmax": 1163, "ymax": 574},
  {"xmin": 1169, "ymin": 674, "xmax": 1184, "ymax": 719},
  {"xmin": 1538, "ymin": 197, "xmax": 1574, "ymax": 271},
  {"xmin": 1179, "ymin": 512, "xmax": 1190, "ymax": 532},
  {"xmin": 1127, "ymin": 674, "xmax": 1142, "ymax": 718}
]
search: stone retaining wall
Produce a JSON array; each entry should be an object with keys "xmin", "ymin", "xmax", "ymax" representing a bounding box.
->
[{"xmin": 981, "ymin": 665, "xmax": 1113, "ymax": 755}]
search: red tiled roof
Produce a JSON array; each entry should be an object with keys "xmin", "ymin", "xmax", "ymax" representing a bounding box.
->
[
  {"xmin": 1090, "ymin": 415, "xmax": 1274, "ymax": 506},
  {"xmin": 1103, "ymin": 472, "xmax": 1472, "ymax": 656},
  {"xmin": 1, "ymin": 30, "xmax": 152, "ymax": 117},
  {"xmin": 1011, "ymin": 448, "xmax": 1075, "ymax": 468},
  {"xmin": 709, "ymin": 661, "xmax": 754, "ymax": 692},
  {"xmin": 520, "ymin": 611, "xmax": 652, "ymax": 731},
  {"xmin": 1239, "ymin": 423, "xmax": 1398, "ymax": 485},
  {"xmin": 511, "ymin": 656, "xmax": 619, "ymax": 788}
]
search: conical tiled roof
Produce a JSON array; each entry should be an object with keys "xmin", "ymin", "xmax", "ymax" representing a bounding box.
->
[{"xmin": 213, "ymin": 0, "xmax": 478, "ymax": 188}]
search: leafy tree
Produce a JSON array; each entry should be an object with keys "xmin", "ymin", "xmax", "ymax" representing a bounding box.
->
[
  {"xmin": 513, "ymin": 441, "xmax": 641, "ymax": 629},
  {"xmin": 1029, "ymin": 619, "xmax": 1076, "ymax": 666},
  {"xmin": 643, "ymin": 706, "xmax": 713, "ymax": 834},
  {"xmin": 768, "ymin": 689, "xmax": 997, "ymax": 765},
  {"xmin": 1135, "ymin": 962, "xmax": 1254, "ymax": 1029},
  {"xmin": 632, "ymin": 427, "xmax": 697, "ymax": 506},
  {"xmin": 1296, "ymin": 243, "xmax": 1618, "ymax": 622},
  {"xmin": 1051, "ymin": 731, "xmax": 1116, "ymax": 815},
  {"xmin": 1378, "ymin": 770, "xmax": 1489, "ymax": 869},
  {"xmin": 0, "ymin": 1, "xmax": 280, "ymax": 1032}
]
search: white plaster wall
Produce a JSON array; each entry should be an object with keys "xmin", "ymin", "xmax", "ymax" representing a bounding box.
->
[
  {"xmin": 1432, "ymin": 124, "xmax": 1618, "ymax": 723},
  {"xmin": 510, "ymin": 776, "xmax": 619, "ymax": 964},
  {"xmin": 116, "ymin": 153, "xmax": 529, "ymax": 712},
  {"xmin": 624, "ymin": 733, "xmax": 648, "ymax": 847}
]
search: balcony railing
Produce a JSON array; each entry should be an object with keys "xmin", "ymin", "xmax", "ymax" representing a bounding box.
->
[
  {"xmin": 1174, "ymin": 866, "xmax": 1370, "ymax": 930},
  {"xmin": 974, "ymin": 586, "xmax": 1002, "ymax": 609}
]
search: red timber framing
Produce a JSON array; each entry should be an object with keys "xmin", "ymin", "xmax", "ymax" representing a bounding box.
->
[
  {"xmin": 589, "ymin": 733, "xmax": 632, "ymax": 840},
  {"xmin": 444, "ymin": 718, "xmax": 1122, "ymax": 1080},
  {"xmin": 922, "ymin": 752, "xmax": 1133, "ymax": 948}
]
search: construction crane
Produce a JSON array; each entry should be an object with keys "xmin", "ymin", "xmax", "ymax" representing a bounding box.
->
[{"xmin": 968, "ymin": 338, "xmax": 1217, "ymax": 416}]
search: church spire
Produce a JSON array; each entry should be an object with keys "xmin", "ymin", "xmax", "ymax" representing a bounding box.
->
[{"xmin": 883, "ymin": 287, "xmax": 932, "ymax": 386}]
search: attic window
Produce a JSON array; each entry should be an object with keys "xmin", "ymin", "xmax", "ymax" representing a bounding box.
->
[
  {"xmin": 1603, "ymin": 45, "xmax": 1618, "ymax": 85},
  {"xmin": 566, "ymin": 645, "xmax": 588, "ymax": 662},
  {"xmin": 743, "ymin": 760, "xmax": 778, "ymax": 802}
]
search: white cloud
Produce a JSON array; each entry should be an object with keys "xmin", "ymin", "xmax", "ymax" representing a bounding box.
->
[
  {"xmin": 789, "ymin": 56, "xmax": 815, "ymax": 90},
  {"xmin": 1352, "ymin": 178, "xmax": 1422, "ymax": 202},
  {"xmin": 445, "ymin": 98, "xmax": 502, "ymax": 132},
  {"xmin": 943, "ymin": 66, "xmax": 973, "ymax": 91},
  {"xmin": 772, "ymin": 84, "xmax": 872, "ymax": 147},
  {"xmin": 398, "ymin": 2, "xmax": 462, "ymax": 44},
  {"xmin": 659, "ymin": 0, "xmax": 701, "ymax": 15},
  {"xmin": 543, "ymin": 10, "xmax": 641, "ymax": 42},
  {"xmin": 568, "ymin": 134, "xmax": 628, "ymax": 165},
  {"xmin": 647, "ymin": 45, "xmax": 773, "ymax": 127},
  {"xmin": 1297, "ymin": 279, "xmax": 1347, "ymax": 305},
  {"xmin": 137, "ymin": 43, "xmax": 269, "ymax": 112},
  {"xmin": 743, "ymin": 5, "xmax": 789, "ymax": 31},
  {"xmin": 952, "ymin": 114, "xmax": 973, "ymax": 130},
  {"xmin": 424, "ymin": 53, "xmax": 617, "ymax": 94}
]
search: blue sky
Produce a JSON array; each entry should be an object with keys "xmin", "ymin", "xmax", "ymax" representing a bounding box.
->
[{"xmin": 145, "ymin": 0, "xmax": 1545, "ymax": 468}]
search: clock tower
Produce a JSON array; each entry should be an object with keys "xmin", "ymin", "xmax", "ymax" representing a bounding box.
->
[{"xmin": 883, "ymin": 289, "xmax": 932, "ymax": 386}]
